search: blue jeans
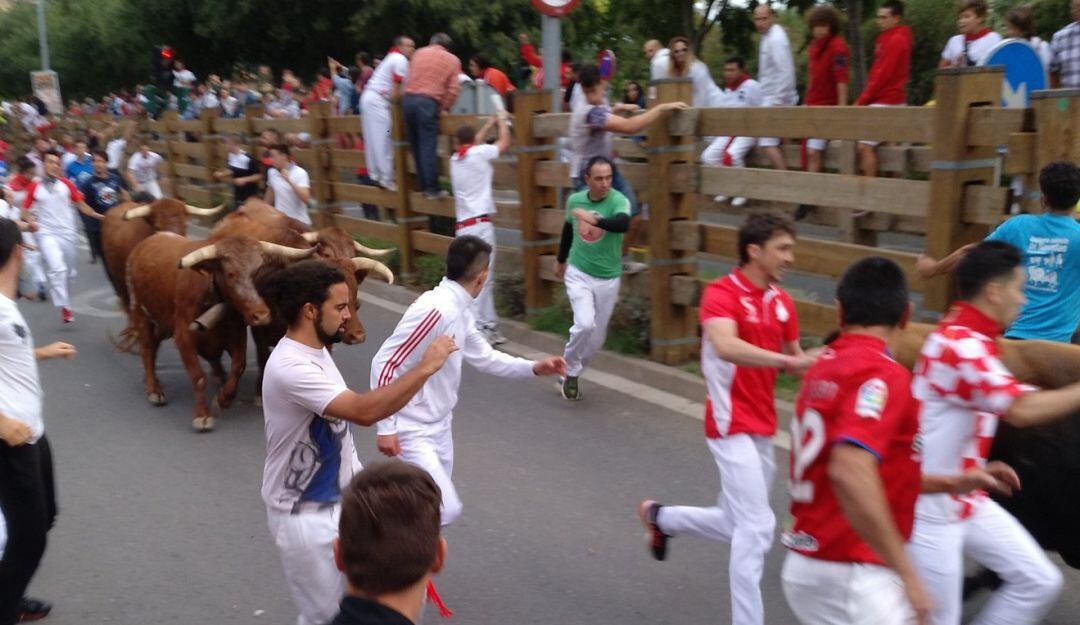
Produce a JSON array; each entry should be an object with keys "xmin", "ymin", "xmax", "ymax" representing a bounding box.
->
[
  {"xmin": 403, "ymin": 94, "xmax": 440, "ymax": 194},
  {"xmin": 571, "ymin": 164, "xmax": 640, "ymax": 216}
]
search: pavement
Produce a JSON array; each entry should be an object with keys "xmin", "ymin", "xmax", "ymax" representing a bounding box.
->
[{"xmin": 18, "ymin": 236, "xmax": 1080, "ymax": 624}]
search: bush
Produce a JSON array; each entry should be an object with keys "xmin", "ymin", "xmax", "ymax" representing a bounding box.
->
[
  {"xmin": 415, "ymin": 253, "xmax": 446, "ymax": 291},
  {"xmin": 605, "ymin": 295, "xmax": 651, "ymax": 356},
  {"xmin": 495, "ymin": 272, "xmax": 527, "ymax": 319}
]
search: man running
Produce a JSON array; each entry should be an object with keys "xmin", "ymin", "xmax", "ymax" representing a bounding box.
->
[
  {"xmin": 638, "ymin": 213, "xmax": 814, "ymax": 625},
  {"xmin": 372, "ymin": 236, "xmax": 565, "ymax": 526},
  {"xmin": 79, "ymin": 151, "xmax": 129, "ymax": 269},
  {"xmin": 258, "ymin": 260, "xmax": 456, "ymax": 625},
  {"xmin": 125, "ymin": 141, "xmax": 167, "ymax": 199}
]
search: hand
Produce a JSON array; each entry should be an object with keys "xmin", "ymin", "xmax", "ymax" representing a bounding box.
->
[
  {"xmin": 376, "ymin": 434, "xmax": 401, "ymax": 457},
  {"xmin": 985, "ymin": 460, "xmax": 1021, "ymax": 495},
  {"xmin": 660, "ymin": 101, "xmax": 689, "ymax": 112},
  {"xmin": 901, "ymin": 571, "xmax": 932, "ymax": 625},
  {"xmin": 37, "ymin": 341, "xmax": 77, "ymax": 360},
  {"xmin": 571, "ymin": 208, "xmax": 595, "ymax": 224},
  {"xmin": 532, "ymin": 356, "xmax": 567, "ymax": 377},
  {"xmin": 0, "ymin": 417, "xmax": 33, "ymax": 447},
  {"xmin": 420, "ymin": 335, "xmax": 458, "ymax": 374},
  {"xmin": 554, "ymin": 262, "xmax": 566, "ymax": 281},
  {"xmin": 784, "ymin": 354, "xmax": 816, "ymax": 376},
  {"xmin": 915, "ymin": 254, "xmax": 939, "ymax": 279}
]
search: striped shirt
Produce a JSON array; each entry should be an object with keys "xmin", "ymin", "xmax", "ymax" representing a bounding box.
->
[
  {"xmin": 1051, "ymin": 21, "xmax": 1080, "ymax": 88},
  {"xmin": 404, "ymin": 45, "xmax": 462, "ymax": 111}
]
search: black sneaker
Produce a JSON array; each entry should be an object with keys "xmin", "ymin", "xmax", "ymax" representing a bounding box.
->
[
  {"xmin": 794, "ymin": 204, "xmax": 813, "ymax": 221},
  {"xmin": 18, "ymin": 597, "xmax": 52, "ymax": 622},
  {"xmin": 638, "ymin": 499, "xmax": 669, "ymax": 561},
  {"xmin": 559, "ymin": 375, "xmax": 581, "ymax": 401}
]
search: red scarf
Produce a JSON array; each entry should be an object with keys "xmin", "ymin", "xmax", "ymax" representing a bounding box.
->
[
  {"xmin": 454, "ymin": 143, "xmax": 472, "ymax": 159},
  {"xmin": 388, "ymin": 46, "xmax": 401, "ymax": 55},
  {"xmin": 725, "ymin": 72, "xmax": 750, "ymax": 91},
  {"xmin": 965, "ymin": 28, "xmax": 993, "ymax": 42}
]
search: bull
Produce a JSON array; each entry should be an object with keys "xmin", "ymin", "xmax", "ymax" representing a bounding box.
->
[{"xmin": 126, "ymin": 232, "xmax": 315, "ymax": 431}]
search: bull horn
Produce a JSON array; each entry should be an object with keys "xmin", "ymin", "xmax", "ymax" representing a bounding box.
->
[
  {"xmin": 258, "ymin": 241, "xmax": 319, "ymax": 260},
  {"xmin": 178, "ymin": 244, "xmax": 219, "ymax": 268},
  {"xmin": 185, "ymin": 203, "xmax": 225, "ymax": 217},
  {"xmin": 300, "ymin": 232, "xmax": 320, "ymax": 243},
  {"xmin": 123, "ymin": 204, "xmax": 152, "ymax": 220},
  {"xmin": 353, "ymin": 241, "xmax": 395, "ymax": 258},
  {"xmin": 352, "ymin": 257, "xmax": 395, "ymax": 284}
]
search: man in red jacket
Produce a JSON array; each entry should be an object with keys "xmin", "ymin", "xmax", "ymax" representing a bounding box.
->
[{"xmin": 854, "ymin": 0, "xmax": 912, "ymax": 179}]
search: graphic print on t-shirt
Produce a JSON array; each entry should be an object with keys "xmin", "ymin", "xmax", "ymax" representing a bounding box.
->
[
  {"xmin": 1025, "ymin": 235, "xmax": 1067, "ymax": 292},
  {"xmin": 283, "ymin": 416, "xmax": 348, "ymax": 514}
]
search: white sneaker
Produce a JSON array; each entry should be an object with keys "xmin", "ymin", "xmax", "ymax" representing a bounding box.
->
[
  {"xmin": 731, "ymin": 197, "xmax": 747, "ymax": 208},
  {"xmin": 480, "ymin": 326, "xmax": 507, "ymax": 346},
  {"xmin": 382, "ymin": 180, "xmax": 398, "ymax": 193},
  {"xmin": 622, "ymin": 260, "xmax": 648, "ymax": 274},
  {"xmin": 713, "ymin": 195, "xmax": 729, "ymax": 203}
]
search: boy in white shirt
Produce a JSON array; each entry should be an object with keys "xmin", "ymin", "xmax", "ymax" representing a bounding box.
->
[
  {"xmin": 264, "ymin": 144, "xmax": 312, "ymax": 226},
  {"xmin": 939, "ymin": 0, "xmax": 1003, "ymax": 68}
]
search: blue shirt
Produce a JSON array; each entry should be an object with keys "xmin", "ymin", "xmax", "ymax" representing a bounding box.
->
[
  {"xmin": 986, "ymin": 212, "xmax": 1080, "ymax": 341},
  {"xmin": 79, "ymin": 173, "xmax": 127, "ymax": 231},
  {"xmin": 65, "ymin": 155, "xmax": 94, "ymax": 187}
]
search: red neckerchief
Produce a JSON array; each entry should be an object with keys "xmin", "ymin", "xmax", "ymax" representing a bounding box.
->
[
  {"xmin": 965, "ymin": 28, "xmax": 993, "ymax": 42},
  {"xmin": 454, "ymin": 143, "xmax": 472, "ymax": 159},
  {"xmin": 388, "ymin": 46, "xmax": 401, "ymax": 55},
  {"xmin": 941, "ymin": 301, "xmax": 1003, "ymax": 338},
  {"xmin": 725, "ymin": 72, "xmax": 750, "ymax": 91}
]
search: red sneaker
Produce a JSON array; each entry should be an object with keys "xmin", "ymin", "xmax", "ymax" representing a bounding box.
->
[
  {"xmin": 61, "ymin": 307, "xmax": 74, "ymax": 323},
  {"xmin": 638, "ymin": 499, "xmax": 669, "ymax": 561}
]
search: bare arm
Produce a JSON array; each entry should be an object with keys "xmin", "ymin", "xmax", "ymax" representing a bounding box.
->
[
  {"xmin": 264, "ymin": 185, "xmax": 275, "ymax": 205},
  {"xmin": 75, "ymin": 200, "xmax": 105, "ymax": 221},
  {"xmin": 916, "ymin": 243, "xmax": 975, "ymax": 279},
  {"xmin": 837, "ymin": 82, "xmax": 849, "ymax": 106},
  {"xmin": 603, "ymin": 101, "xmax": 686, "ymax": 135},
  {"xmin": 1005, "ymin": 382, "xmax": 1080, "ymax": 427},
  {"xmin": 494, "ymin": 115, "xmax": 512, "ymax": 154},
  {"xmin": 704, "ymin": 318, "xmax": 795, "ymax": 369}
]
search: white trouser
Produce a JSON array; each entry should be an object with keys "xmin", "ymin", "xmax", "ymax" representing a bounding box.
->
[
  {"xmin": 37, "ymin": 231, "xmax": 77, "ymax": 308},
  {"xmin": 908, "ymin": 500, "xmax": 1063, "ymax": 625},
  {"xmin": 398, "ymin": 422, "xmax": 461, "ymax": 526},
  {"xmin": 139, "ymin": 180, "xmax": 163, "ymax": 199},
  {"xmin": 563, "ymin": 264, "xmax": 620, "ymax": 378},
  {"xmin": 18, "ymin": 232, "xmax": 46, "ymax": 296},
  {"xmin": 267, "ymin": 505, "xmax": 346, "ymax": 625},
  {"xmin": 361, "ymin": 92, "xmax": 394, "ymax": 186},
  {"xmin": 702, "ymin": 136, "xmax": 756, "ymax": 168},
  {"xmin": 456, "ymin": 220, "xmax": 497, "ymax": 329},
  {"xmin": 758, "ymin": 96, "xmax": 798, "ymax": 148},
  {"xmin": 781, "ymin": 551, "xmax": 916, "ymax": 625},
  {"xmin": 656, "ymin": 434, "xmax": 777, "ymax": 625}
]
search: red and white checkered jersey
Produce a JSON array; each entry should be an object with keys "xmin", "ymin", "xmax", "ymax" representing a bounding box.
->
[
  {"xmin": 700, "ymin": 269, "xmax": 799, "ymax": 438},
  {"xmin": 783, "ymin": 333, "xmax": 921, "ymax": 564},
  {"xmin": 24, "ymin": 177, "xmax": 83, "ymax": 236},
  {"xmin": 911, "ymin": 302, "xmax": 1035, "ymax": 522}
]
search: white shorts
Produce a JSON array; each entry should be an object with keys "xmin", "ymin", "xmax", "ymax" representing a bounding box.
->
[
  {"xmin": 781, "ymin": 551, "xmax": 916, "ymax": 625},
  {"xmin": 806, "ymin": 138, "xmax": 828, "ymax": 152},
  {"xmin": 759, "ymin": 96, "xmax": 798, "ymax": 148},
  {"xmin": 859, "ymin": 104, "xmax": 903, "ymax": 147}
]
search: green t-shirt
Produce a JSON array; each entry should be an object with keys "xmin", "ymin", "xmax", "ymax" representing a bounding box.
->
[{"xmin": 565, "ymin": 188, "xmax": 630, "ymax": 279}]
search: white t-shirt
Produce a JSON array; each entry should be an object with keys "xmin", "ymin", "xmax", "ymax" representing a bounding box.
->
[
  {"xmin": 173, "ymin": 69, "xmax": 196, "ymax": 89},
  {"xmin": 650, "ymin": 48, "xmax": 671, "ymax": 80},
  {"xmin": 758, "ymin": 23, "xmax": 799, "ymax": 106},
  {"xmin": 941, "ymin": 31, "xmax": 1004, "ymax": 67},
  {"xmin": 106, "ymin": 139, "xmax": 127, "ymax": 170},
  {"xmin": 267, "ymin": 164, "xmax": 312, "ymax": 225},
  {"xmin": 365, "ymin": 51, "xmax": 410, "ymax": 99},
  {"xmin": 127, "ymin": 151, "xmax": 163, "ymax": 185},
  {"xmin": 25, "ymin": 178, "xmax": 83, "ymax": 236},
  {"xmin": 687, "ymin": 60, "xmax": 724, "ymax": 108},
  {"xmin": 0, "ymin": 294, "xmax": 43, "ymax": 443},
  {"xmin": 261, "ymin": 337, "xmax": 361, "ymax": 514},
  {"xmin": 450, "ymin": 144, "xmax": 500, "ymax": 220},
  {"xmin": 718, "ymin": 77, "xmax": 765, "ymax": 108},
  {"xmin": 0, "ymin": 198, "xmax": 15, "ymax": 221}
]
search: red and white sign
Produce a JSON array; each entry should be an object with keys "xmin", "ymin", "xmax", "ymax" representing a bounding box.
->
[{"xmin": 531, "ymin": 0, "xmax": 581, "ymax": 18}]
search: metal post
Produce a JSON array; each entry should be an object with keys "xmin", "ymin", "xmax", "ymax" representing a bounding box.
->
[
  {"xmin": 36, "ymin": 0, "xmax": 50, "ymax": 71},
  {"xmin": 541, "ymin": 15, "xmax": 561, "ymax": 112}
]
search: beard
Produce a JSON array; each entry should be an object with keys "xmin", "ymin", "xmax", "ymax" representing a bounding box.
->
[{"xmin": 314, "ymin": 310, "xmax": 345, "ymax": 346}]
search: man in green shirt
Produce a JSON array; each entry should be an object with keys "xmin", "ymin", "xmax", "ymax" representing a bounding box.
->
[{"xmin": 555, "ymin": 156, "xmax": 630, "ymax": 400}]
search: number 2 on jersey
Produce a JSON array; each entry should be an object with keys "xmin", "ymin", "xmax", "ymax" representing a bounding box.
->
[{"xmin": 790, "ymin": 408, "xmax": 825, "ymax": 503}]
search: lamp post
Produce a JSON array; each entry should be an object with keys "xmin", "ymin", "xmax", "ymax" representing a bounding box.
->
[
  {"xmin": 36, "ymin": 0, "xmax": 51, "ymax": 71},
  {"xmin": 531, "ymin": 0, "xmax": 581, "ymax": 112}
]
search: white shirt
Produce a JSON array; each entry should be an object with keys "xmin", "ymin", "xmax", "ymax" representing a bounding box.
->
[
  {"xmin": 173, "ymin": 69, "xmax": 196, "ymax": 89},
  {"xmin": 60, "ymin": 151, "xmax": 76, "ymax": 170},
  {"xmin": 942, "ymin": 31, "xmax": 1003, "ymax": 67},
  {"xmin": 686, "ymin": 60, "xmax": 724, "ymax": 108},
  {"xmin": 365, "ymin": 51, "xmax": 409, "ymax": 99},
  {"xmin": 450, "ymin": 144, "xmax": 500, "ymax": 219},
  {"xmin": 106, "ymin": 139, "xmax": 127, "ymax": 170},
  {"xmin": 26, "ymin": 178, "xmax": 82, "ymax": 236},
  {"xmin": 650, "ymin": 48, "xmax": 671, "ymax": 80},
  {"xmin": 371, "ymin": 278, "xmax": 535, "ymax": 436},
  {"xmin": 1029, "ymin": 36, "xmax": 1053, "ymax": 69},
  {"xmin": 201, "ymin": 91, "xmax": 219, "ymax": 109},
  {"xmin": 127, "ymin": 151, "xmax": 163, "ymax": 185},
  {"xmin": 261, "ymin": 337, "xmax": 361, "ymax": 514},
  {"xmin": 267, "ymin": 164, "xmax": 312, "ymax": 225},
  {"xmin": 718, "ymin": 77, "xmax": 764, "ymax": 107},
  {"xmin": 0, "ymin": 199, "xmax": 13, "ymax": 221},
  {"xmin": 0, "ymin": 294, "xmax": 43, "ymax": 443},
  {"xmin": 758, "ymin": 23, "xmax": 799, "ymax": 105}
]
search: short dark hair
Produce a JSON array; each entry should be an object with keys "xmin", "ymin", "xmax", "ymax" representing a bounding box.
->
[
  {"xmin": 130, "ymin": 190, "xmax": 157, "ymax": 203},
  {"xmin": 584, "ymin": 155, "xmax": 614, "ymax": 178},
  {"xmin": 959, "ymin": 0, "xmax": 988, "ymax": 17},
  {"xmin": 91, "ymin": 150, "xmax": 108, "ymax": 161},
  {"xmin": 471, "ymin": 54, "xmax": 491, "ymax": 70},
  {"xmin": 355, "ymin": 51, "xmax": 372, "ymax": 66},
  {"xmin": 737, "ymin": 213, "xmax": 795, "ymax": 265},
  {"xmin": 269, "ymin": 143, "xmax": 291, "ymax": 157},
  {"xmin": 724, "ymin": 55, "xmax": 747, "ymax": 70},
  {"xmin": 454, "ymin": 124, "xmax": 476, "ymax": 146},
  {"xmin": 446, "ymin": 235, "xmax": 492, "ymax": 282},
  {"xmin": 16, "ymin": 156, "xmax": 35, "ymax": 174},
  {"xmin": 836, "ymin": 257, "xmax": 909, "ymax": 328},
  {"xmin": 882, "ymin": 0, "xmax": 905, "ymax": 17},
  {"xmin": 256, "ymin": 260, "xmax": 345, "ymax": 326},
  {"xmin": 1006, "ymin": 5, "xmax": 1037, "ymax": 38},
  {"xmin": 338, "ymin": 462, "xmax": 442, "ymax": 595},
  {"xmin": 1038, "ymin": 161, "xmax": 1080, "ymax": 211},
  {"xmin": 807, "ymin": 5, "xmax": 842, "ymax": 36},
  {"xmin": 955, "ymin": 240, "xmax": 1022, "ymax": 301},
  {"xmin": 577, "ymin": 63, "xmax": 602, "ymax": 89},
  {"xmin": 0, "ymin": 219, "xmax": 22, "ymax": 269}
]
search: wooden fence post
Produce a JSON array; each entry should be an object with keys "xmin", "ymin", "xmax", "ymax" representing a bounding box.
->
[
  {"xmin": 306, "ymin": 102, "xmax": 333, "ymax": 227},
  {"xmin": 514, "ymin": 90, "xmax": 559, "ymax": 315},
  {"xmin": 1032, "ymin": 88, "xmax": 1080, "ymax": 172},
  {"xmin": 924, "ymin": 67, "xmax": 1004, "ymax": 313},
  {"xmin": 646, "ymin": 78, "xmax": 695, "ymax": 365},
  {"xmin": 391, "ymin": 96, "xmax": 417, "ymax": 278}
]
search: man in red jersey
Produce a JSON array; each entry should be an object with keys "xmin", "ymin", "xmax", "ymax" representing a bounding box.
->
[
  {"xmin": 638, "ymin": 213, "xmax": 814, "ymax": 625},
  {"xmin": 854, "ymin": 0, "xmax": 912, "ymax": 179},
  {"xmin": 781, "ymin": 256, "xmax": 1018, "ymax": 625}
]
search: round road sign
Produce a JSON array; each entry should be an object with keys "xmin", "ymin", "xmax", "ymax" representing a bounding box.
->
[{"xmin": 531, "ymin": 0, "xmax": 581, "ymax": 18}]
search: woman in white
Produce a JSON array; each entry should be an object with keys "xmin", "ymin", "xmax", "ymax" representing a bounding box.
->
[{"xmin": 666, "ymin": 36, "xmax": 723, "ymax": 108}]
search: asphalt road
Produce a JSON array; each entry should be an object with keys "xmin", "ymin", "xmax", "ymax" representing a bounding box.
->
[{"xmin": 19, "ymin": 239, "xmax": 1080, "ymax": 625}]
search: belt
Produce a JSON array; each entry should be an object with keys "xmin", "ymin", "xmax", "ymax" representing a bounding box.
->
[{"xmin": 456, "ymin": 215, "xmax": 491, "ymax": 229}]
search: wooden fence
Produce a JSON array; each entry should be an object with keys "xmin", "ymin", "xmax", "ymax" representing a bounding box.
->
[{"xmin": 10, "ymin": 68, "xmax": 1080, "ymax": 365}]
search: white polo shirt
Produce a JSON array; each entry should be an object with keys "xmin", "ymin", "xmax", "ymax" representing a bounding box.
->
[
  {"xmin": 450, "ymin": 144, "xmax": 500, "ymax": 221},
  {"xmin": 365, "ymin": 50, "xmax": 409, "ymax": 99},
  {"xmin": 127, "ymin": 150, "xmax": 164, "ymax": 185},
  {"xmin": 758, "ymin": 23, "xmax": 799, "ymax": 106},
  {"xmin": 941, "ymin": 31, "xmax": 1003, "ymax": 67},
  {"xmin": 267, "ymin": 164, "xmax": 312, "ymax": 225},
  {"xmin": 0, "ymin": 294, "xmax": 43, "ymax": 443}
]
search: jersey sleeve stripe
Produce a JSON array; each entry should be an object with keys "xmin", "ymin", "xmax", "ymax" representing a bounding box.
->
[
  {"xmin": 833, "ymin": 436, "xmax": 882, "ymax": 462},
  {"xmin": 377, "ymin": 309, "xmax": 441, "ymax": 387}
]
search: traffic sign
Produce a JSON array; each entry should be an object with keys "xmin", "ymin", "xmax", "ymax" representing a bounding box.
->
[
  {"xmin": 531, "ymin": 0, "xmax": 581, "ymax": 18},
  {"xmin": 598, "ymin": 49, "xmax": 617, "ymax": 80},
  {"xmin": 982, "ymin": 38, "xmax": 1048, "ymax": 108}
]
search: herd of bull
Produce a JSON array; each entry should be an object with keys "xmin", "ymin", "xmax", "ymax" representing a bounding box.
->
[{"xmin": 99, "ymin": 198, "xmax": 393, "ymax": 431}]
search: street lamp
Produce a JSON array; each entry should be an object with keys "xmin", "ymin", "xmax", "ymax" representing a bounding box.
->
[{"xmin": 36, "ymin": 0, "xmax": 50, "ymax": 71}]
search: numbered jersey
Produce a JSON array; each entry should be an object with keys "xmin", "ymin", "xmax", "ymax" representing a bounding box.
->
[{"xmin": 784, "ymin": 333, "xmax": 921, "ymax": 564}]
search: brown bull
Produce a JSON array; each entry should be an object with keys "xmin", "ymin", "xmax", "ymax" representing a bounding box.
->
[{"xmin": 126, "ymin": 232, "xmax": 315, "ymax": 431}]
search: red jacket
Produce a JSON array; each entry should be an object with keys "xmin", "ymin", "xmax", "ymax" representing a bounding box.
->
[
  {"xmin": 520, "ymin": 43, "xmax": 570, "ymax": 88},
  {"xmin": 856, "ymin": 24, "xmax": 912, "ymax": 106}
]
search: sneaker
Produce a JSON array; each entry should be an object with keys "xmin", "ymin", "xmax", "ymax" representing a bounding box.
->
[
  {"xmin": 479, "ymin": 326, "xmax": 507, "ymax": 346},
  {"xmin": 37, "ymin": 286, "xmax": 47, "ymax": 302},
  {"xmin": 638, "ymin": 500, "xmax": 669, "ymax": 561},
  {"xmin": 713, "ymin": 195, "xmax": 729, "ymax": 203},
  {"xmin": 61, "ymin": 307, "xmax": 74, "ymax": 324},
  {"xmin": 731, "ymin": 197, "xmax": 747, "ymax": 208},
  {"xmin": 382, "ymin": 180, "xmax": 398, "ymax": 193},
  {"xmin": 622, "ymin": 260, "xmax": 648, "ymax": 274},
  {"xmin": 794, "ymin": 204, "xmax": 813, "ymax": 221},
  {"xmin": 424, "ymin": 190, "xmax": 449, "ymax": 200},
  {"xmin": 18, "ymin": 597, "xmax": 52, "ymax": 622},
  {"xmin": 559, "ymin": 375, "xmax": 581, "ymax": 401}
]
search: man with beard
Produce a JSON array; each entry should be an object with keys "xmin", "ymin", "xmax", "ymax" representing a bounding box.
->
[{"xmin": 258, "ymin": 260, "xmax": 457, "ymax": 625}]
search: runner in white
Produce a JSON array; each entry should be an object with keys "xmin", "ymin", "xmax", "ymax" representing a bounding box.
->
[
  {"xmin": 702, "ymin": 56, "xmax": 763, "ymax": 208},
  {"xmin": 258, "ymin": 260, "xmax": 455, "ymax": 625},
  {"xmin": 22, "ymin": 152, "xmax": 104, "ymax": 323},
  {"xmin": 449, "ymin": 112, "xmax": 512, "ymax": 344},
  {"xmin": 360, "ymin": 36, "xmax": 414, "ymax": 192},
  {"xmin": 372, "ymin": 236, "xmax": 565, "ymax": 526},
  {"xmin": 264, "ymin": 144, "xmax": 312, "ymax": 226},
  {"xmin": 125, "ymin": 142, "xmax": 167, "ymax": 199}
]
